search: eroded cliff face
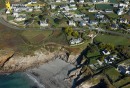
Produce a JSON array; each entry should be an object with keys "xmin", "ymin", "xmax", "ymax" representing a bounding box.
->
[
  {"xmin": 0, "ymin": 48, "xmax": 78, "ymax": 73},
  {"xmin": 0, "ymin": 49, "xmax": 14, "ymax": 67}
]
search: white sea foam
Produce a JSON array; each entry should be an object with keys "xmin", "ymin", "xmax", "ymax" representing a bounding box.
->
[{"xmin": 26, "ymin": 73, "xmax": 45, "ymax": 88}]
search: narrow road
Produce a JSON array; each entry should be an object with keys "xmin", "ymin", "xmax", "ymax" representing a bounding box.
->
[{"xmin": 0, "ymin": 9, "xmax": 130, "ymax": 38}]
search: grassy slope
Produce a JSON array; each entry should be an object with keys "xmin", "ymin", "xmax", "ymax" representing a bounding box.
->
[
  {"xmin": 114, "ymin": 77, "xmax": 130, "ymax": 88},
  {"xmin": 105, "ymin": 67, "xmax": 122, "ymax": 82},
  {"xmin": 95, "ymin": 34, "xmax": 130, "ymax": 46},
  {"xmin": 0, "ymin": 0, "xmax": 5, "ymax": 10}
]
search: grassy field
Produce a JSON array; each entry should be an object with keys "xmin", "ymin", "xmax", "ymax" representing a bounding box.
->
[
  {"xmin": 109, "ymin": 0, "xmax": 118, "ymax": 3},
  {"xmin": 94, "ymin": 34, "xmax": 130, "ymax": 46},
  {"xmin": 105, "ymin": 67, "xmax": 122, "ymax": 82},
  {"xmin": 95, "ymin": 4, "xmax": 113, "ymax": 10},
  {"xmin": 0, "ymin": 0, "xmax": 4, "ymax": 10},
  {"xmin": 114, "ymin": 77, "xmax": 130, "ymax": 88},
  {"xmin": 88, "ymin": 74, "xmax": 115, "ymax": 88},
  {"xmin": 21, "ymin": 30, "xmax": 52, "ymax": 44},
  {"xmin": 44, "ymin": 30, "xmax": 69, "ymax": 45},
  {"xmin": 106, "ymin": 13, "xmax": 119, "ymax": 19}
]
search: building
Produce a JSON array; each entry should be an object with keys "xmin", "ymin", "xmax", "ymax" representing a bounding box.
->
[
  {"xmin": 50, "ymin": 5, "xmax": 56, "ymax": 9},
  {"xmin": 89, "ymin": 20, "xmax": 98, "ymax": 25},
  {"xmin": 117, "ymin": 8, "xmax": 124, "ymax": 15},
  {"xmin": 15, "ymin": 16, "xmax": 26, "ymax": 21},
  {"xmin": 88, "ymin": 8, "xmax": 97, "ymax": 12},
  {"xmin": 95, "ymin": 13, "xmax": 104, "ymax": 19},
  {"xmin": 104, "ymin": 56, "xmax": 115, "ymax": 64},
  {"xmin": 56, "ymin": 0, "xmax": 61, "ymax": 2},
  {"xmin": 60, "ymin": 5, "xmax": 70, "ymax": 11},
  {"xmin": 70, "ymin": 38, "xmax": 83, "ymax": 45},
  {"xmin": 102, "ymin": 50, "xmax": 110, "ymax": 55},
  {"xmin": 119, "ymin": 18, "xmax": 128, "ymax": 24},
  {"xmin": 92, "ymin": 0, "xmax": 108, "ymax": 3},
  {"xmin": 13, "ymin": 12, "xmax": 19, "ymax": 17},
  {"xmin": 79, "ymin": 21, "xmax": 86, "ymax": 26},
  {"xmin": 68, "ymin": 20, "xmax": 76, "ymax": 26},
  {"xmin": 104, "ymin": 9, "xmax": 113, "ymax": 13},
  {"xmin": 79, "ymin": 0, "xmax": 84, "ymax": 3},
  {"xmin": 40, "ymin": 20, "xmax": 49, "ymax": 27},
  {"xmin": 69, "ymin": 0, "xmax": 75, "ymax": 3},
  {"xmin": 5, "ymin": 10, "xmax": 10, "ymax": 14},
  {"xmin": 111, "ymin": 23, "xmax": 119, "ymax": 30}
]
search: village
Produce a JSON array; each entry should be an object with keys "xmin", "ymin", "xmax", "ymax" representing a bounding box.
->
[
  {"xmin": 1, "ymin": 0, "xmax": 130, "ymax": 87},
  {"xmin": 2, "ymin": 0, "xmax": 130, "ymax": 46}
]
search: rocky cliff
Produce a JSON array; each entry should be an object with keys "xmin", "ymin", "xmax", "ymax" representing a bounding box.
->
[
  {"xmin": 0, "ymin": 49, "xmax": 14, "ymax": 67},
  {"xmin": 0, "ymin": 48, "xmax": 78, "ymax": 73}
]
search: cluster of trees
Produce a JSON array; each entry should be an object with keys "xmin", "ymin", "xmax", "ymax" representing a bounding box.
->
[
  {"xmin": 117, "ymin": 46, "xmax": 130, "ymax": 57},
  {"xmin": 64, "ymin": 27, "xmax": 79, "ymax": 38},
  {"xmin": 99, "ymin": 43, "xmax": 115, "ymax": 51}
]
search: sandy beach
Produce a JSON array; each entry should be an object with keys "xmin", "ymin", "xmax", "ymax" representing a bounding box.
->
[{"xmin": 26, "ymin": 58, "xmax": 75, "ymax": 88}]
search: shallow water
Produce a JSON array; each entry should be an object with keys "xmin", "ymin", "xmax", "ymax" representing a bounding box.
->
[{"xmin": 0, "ymin": 72, "xmax": 35, "ymax": 88}]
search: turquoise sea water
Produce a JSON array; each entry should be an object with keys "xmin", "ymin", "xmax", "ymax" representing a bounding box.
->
[{"xmin": 0, "ymin": 73, "xmax": 35, "ymax": 88}]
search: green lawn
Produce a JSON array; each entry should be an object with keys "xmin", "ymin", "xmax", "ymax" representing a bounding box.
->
[
  {"xmin": 106, "ymin": 13, "xmax": 119, "ymax": 19},
  {"xmin": 94, "ymin": 34, "xmax": 130, "ymax": 45},
  {"xmin": 21, "ymin": 30, "xmax": 52, "ymax": 44},
  {"xmin": 105, "ymin": 67, "xmax": 122, "ymax": 82},
  {"xmin": 87, "ymin": 51, "xmax": 100, "ymax": 57},
  {"xmin": 44, "ymin": 30, "xmax": 69, "ymax": 45},
  {"xmin": 95, "ymin": 4, "xmax": 113, "ymax": 10},
  {"xmin": 114, "ymin": 77, "xmax": 130, "ymax": 88},
  {"xmin": 7, "ymin": 15, "xmax": 14, "ymax": 21},
  {"xmin": 109, "ymin": 0, "xmax": 118, "ymax": 3},
  {"xmin": 89, "ymin": 58, "xmax": 98, "ymax": 64},
  {"xmin": 122, "ymin": 84, "xmax": 130, "ymax": 88}
]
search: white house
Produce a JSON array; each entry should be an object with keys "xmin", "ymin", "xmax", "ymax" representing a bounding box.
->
[
  {"xmin": 88, "ymin": 8, "xmax": 97, "ymax": 12},
  {"xmin": 102, "ymin": 50, "xmax": 110, "ymax": 55},
  {"xmin": 92, "ymin": 0, "xmax": 108, "ymax": 3},
  {"xmin": 70, "ymin": 38, "xmax": 83, "ymax": 45},
  {"xmin": 117, "ymin": 65, "xmax": 130, "ymax": 75},
  {"xmin": 26, "ymin": 7, "xmax": 33, "ymax": 12},
  {"xmin": 69, "ymin": 3, "xmax": 76, "ymax": 7},
  {"xmin": 13, "ymin": 12, "xmax": 19, "ymax": 17},
  {"xmin": 119, "ymin": 3, "xmax": 128, "ymax": 8},
  {"xmin": 95, "ymin": 13, "xmax": 104, "ymax": 19},
  {"xmin": 68, "ymin": 20, "xmax": 76, "ymax": 26},
  {"xmin": 79, "ymin": 21, "xmax": 86, "ymax": 26},
  {"xmin": 119, "ymin": 18, "xmax": 128, "ymax": 24},
  {"xmin": 74, "ymin": 14, "xmax": 85, "ymax": 18},
  {"xmin": 79, "ymin": 0, "xmax": 84, "ymax": 3},
  {"xmin": 69, "ymin": 0, "xmax": 75, "ymax": 3},
  {"xmin": 105, "ymin": 9, "xmax": 113, "ymax": 13},
  {"xmin": 70, "ymin": 7, "xmax": 77, "ymax": 10},
  {"xmin": 117, "ymin": 8, "xmax": 124, "ymax": 15},
  {"xmin": 40, "ymin": 20, "xmax": 49, "ymax": 27},
  {"xmin": 56, "ymin": 0, "xmax": 61, "ymax": 2},
  {"xmin": 104, "ymin": 56, "xmax": 115, "ymax": 64},
  {"xmin": 6, "ymin": 10, "xmax": 10, "ymax": 14},
  {"xmin": 50, "ymin": 5, "xmax": 56, "ymax": 9},
  {"xmin": 15, "ymin": 16, "xmax": 26, "ymax": 21},
  {"xmin": 28, "ymin": 0, "xmax": 37, "ymax": 4},
  {"xmin": 89, "ymin": 20, "xmax": 98, "ymax": 25},
  {"xmin": 60, "ymin": 5, "xmax": 70, "ymax": 11}
]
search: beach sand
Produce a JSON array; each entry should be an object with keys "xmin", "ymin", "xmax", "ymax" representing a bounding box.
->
[{"xmin": 27, "ymin": 58, "xmax": 75, "ymax": 88}]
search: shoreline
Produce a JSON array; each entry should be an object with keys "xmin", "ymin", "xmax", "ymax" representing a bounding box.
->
[
  {"xmin": 26, "ymin": 58, "xmax": 75, "ymax": 88},
  {"xmin": 26, "ymin": 73, "xmax": 45, "ymax": 88}
]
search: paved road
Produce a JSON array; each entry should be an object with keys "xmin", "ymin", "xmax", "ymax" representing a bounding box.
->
[{"xmin": 0, "ymin": 9, "xmax": 130, "ymax": 38}]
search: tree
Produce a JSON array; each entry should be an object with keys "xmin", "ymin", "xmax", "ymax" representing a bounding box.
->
[
  {"xmin": 65, "ymin": 27, "xmax": 74, "ymax": 36},
  {"xmin": 54, "ymin": 18, "xmax": 60, "ymax": 24},
  {"xmin": 72, "ymin": 31, "xmax": 79, "ymax": 38}
]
